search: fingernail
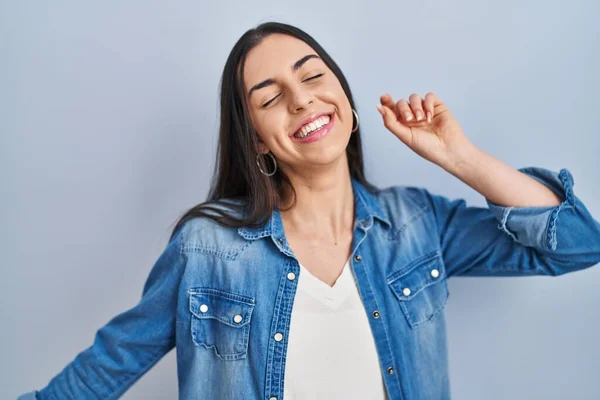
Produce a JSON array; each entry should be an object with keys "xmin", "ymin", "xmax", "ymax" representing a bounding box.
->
[
  {"xmin": 405, "ymin": 112, "xmax": 413, "ymax": 121},
  {"xmin": 377, "ymin": 105, "xmax": 384, "ymax": 115},
  {"xmin": 427, "ymin": 111, "xmax": 432, "ymax": 123},
  {"xmin": 416, "ymin": 111, "xmax": 423, "ymax": 121}
]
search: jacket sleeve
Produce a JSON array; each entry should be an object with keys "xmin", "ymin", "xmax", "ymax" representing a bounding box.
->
[
  {"xmin": 421, "ymin": 167, "xmax": 600, "ymax": 277},
  {"xmin": 18, "ymin": 224, "xmax": 189, "ymax": 400}
]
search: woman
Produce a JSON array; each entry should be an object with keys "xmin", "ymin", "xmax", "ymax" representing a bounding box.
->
[{"xmin": 19, "ymin": 22, "xmax": 600, "ymax": 400}]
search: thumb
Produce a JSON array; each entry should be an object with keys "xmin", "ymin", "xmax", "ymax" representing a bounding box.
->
[{"xmin": 377, "ymin": 105, "xmax": 410, "ymax": 144}]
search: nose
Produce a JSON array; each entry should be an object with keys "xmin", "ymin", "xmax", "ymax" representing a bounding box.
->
[{"xmin": 287, "ymin": 84, "xmax": 314, "ymax": 113}]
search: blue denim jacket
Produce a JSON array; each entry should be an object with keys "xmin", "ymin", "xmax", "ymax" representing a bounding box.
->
[{"xmin": 18, "ymin": 167, "xmax": 600, "ymax": 400}]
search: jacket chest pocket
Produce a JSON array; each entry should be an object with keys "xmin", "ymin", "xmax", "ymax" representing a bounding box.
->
[
  {"xmin": 188, "ymin": 287, "xmax": 255, "ymax": 360},
  {"xmin": 387, "ymin": 251, "xmax": 449, "ymax": 329}
]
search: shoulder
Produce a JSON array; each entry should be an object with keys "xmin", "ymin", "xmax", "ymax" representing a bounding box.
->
[
  {"xmin": 367, "ymin": 184, "xmax": 456, "ymax": 233},
  {"xmin": 174, "ymin": 199, "xmax": 256, "ymax": 259},
  {"xmin": 373, "ymin": 184, "xmax": 434, "ymax": 216},
  {"xmin": 374, "ymin": 184, "xmax": 470, "ymax": 232}
]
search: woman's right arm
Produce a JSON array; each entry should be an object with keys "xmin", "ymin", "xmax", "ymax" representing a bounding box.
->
[{"xmin": 17, "ymin": 224, "xmax": 189, "ymax": 400}]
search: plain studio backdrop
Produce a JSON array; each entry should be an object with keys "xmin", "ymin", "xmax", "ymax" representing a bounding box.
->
[{"xmin": 2, "ymin": 1, "xmax": 599, "ymax": 399}]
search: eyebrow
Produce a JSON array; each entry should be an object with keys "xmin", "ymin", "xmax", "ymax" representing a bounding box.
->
[{"xmin": 247, "ymin": 54, "xmax": 321, "ymax": 100}]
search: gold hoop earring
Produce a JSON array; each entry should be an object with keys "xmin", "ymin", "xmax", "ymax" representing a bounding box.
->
[{"xmin": 352, "ymin": 109, "xmax": 359, "ymax": 133}]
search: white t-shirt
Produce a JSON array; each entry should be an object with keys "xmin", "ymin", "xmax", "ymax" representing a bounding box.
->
[{"xmin": 283, "ymin": 257, "xmax": 389, "ymax": 400}]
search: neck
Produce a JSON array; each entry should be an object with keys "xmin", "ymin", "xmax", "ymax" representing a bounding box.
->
[{"xmin": 278, "ymin": 158, "xmax": 355, "ymax": 243}]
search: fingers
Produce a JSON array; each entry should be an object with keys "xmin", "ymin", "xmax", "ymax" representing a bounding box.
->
[
  {"xmin": 381, "ymin": 93, "xmax": 413, "ymax": 122},
  {"xmin": 379, "ymin": 92, "xmax": 439, "ymax": 124},
  {"xmin": 380, "ymin": 94, "xmax": 402, "ymax": 120},
  {"xmin": 423, "ymin": 92, "xmax": 436, "ymax": 123},
  {"xmin": 376, "ymin": 104, "xmax": 410, "ymax": 144},
  {"xmin": 396, "ymin": 99, "xmax": 413, "ymax": 122},
  {"xmin": 408, "ymin": 94, "xmax": 425, "ymax": 122}
]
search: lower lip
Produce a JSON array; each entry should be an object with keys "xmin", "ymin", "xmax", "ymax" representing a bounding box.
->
[{"xmin": 290, "ymin": 114, "xmax": 335, "ymax": 143}]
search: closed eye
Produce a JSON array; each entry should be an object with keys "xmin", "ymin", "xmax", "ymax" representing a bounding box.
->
[
  {"xmin": 261, "ymin": 73, "xmax": 325, "ymax": 108},
  {"xmin": 304, "ymin": 73, "xmax": 324, "ymax": 82},
  {"xmin": 262, "ymin": 94, "xmax": 281, "ymax": 108}
]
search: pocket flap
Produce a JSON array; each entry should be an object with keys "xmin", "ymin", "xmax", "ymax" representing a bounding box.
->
[
  {"xmin": 387, "ymin": 250, "xmax": 445, "ymax": 301},
  {"xmin": 188, "ymin": 288, "xmax": 255, "ymax": 328}
]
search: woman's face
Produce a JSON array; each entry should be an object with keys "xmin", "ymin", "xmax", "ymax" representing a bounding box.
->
[{"xmin": 243, "ymin": 34, "xmax": 354, "ymax": 172}]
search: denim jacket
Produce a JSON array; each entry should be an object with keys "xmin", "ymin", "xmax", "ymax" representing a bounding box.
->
[{"xmin": 18, "ymin": 167, "xmax": 600, "ymax": 400}]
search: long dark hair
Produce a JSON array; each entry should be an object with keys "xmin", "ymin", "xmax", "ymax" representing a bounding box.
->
[{"xmin": 169, "ymin": 22, "xmax": 375, "ymax": 241}]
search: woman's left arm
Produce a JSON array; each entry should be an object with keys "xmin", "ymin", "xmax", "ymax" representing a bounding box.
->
[
  {"xmin": 378, "ymin": 92, "xmax": 600, "ymax": 276},
  {"xmin": 440, "ymin": 143, "xmax": 600, "ymax": 261},
  {"xmin": 443, "ymin": 142, "xmax": 564, "ymax": 208}
]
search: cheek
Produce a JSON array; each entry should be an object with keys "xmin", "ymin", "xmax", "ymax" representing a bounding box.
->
[
  {"xmin": 254, "ymin": 112, "xmax": 287, "ymax": 145},
  {"xmin": 333, "ymin": 93, "xmax": 353, "ymax": 129},
  {"xmin": 323, "ymin": 81, "xmax": 352, "ymax": 124}
]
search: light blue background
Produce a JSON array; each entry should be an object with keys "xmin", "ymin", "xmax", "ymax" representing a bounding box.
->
[{"xmin": 2, "ymin": 1, "xmax": 599, "ymax": 399}]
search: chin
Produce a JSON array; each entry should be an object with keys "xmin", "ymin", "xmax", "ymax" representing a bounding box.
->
[{"xmin": 304, "ymin": 141, "xmax": 349, "ymax": 166}]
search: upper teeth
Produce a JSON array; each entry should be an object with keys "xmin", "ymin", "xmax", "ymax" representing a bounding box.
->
[{"xmin": 295, "ymin": 115, "xmax": 330, "ymax": 137}]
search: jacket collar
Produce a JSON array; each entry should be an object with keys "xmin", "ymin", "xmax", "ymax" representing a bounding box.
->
[{"xmin": 237, "ymin": 178, "xmax": 390, "ymax": 241}]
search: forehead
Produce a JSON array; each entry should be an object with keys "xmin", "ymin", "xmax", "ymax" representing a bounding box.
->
[{"xmin": 244, "ymin": 34, "xmax": 317, "ymax": 85}]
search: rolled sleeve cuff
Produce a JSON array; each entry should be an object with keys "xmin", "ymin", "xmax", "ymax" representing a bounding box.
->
[{"xmin": 485, "ymin": 167, "xmax": 575, "ymax": 251}]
